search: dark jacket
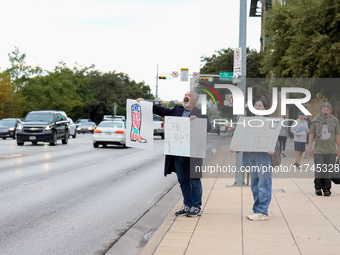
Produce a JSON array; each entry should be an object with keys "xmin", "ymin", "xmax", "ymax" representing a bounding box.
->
[{"xmin": 153, "ymin": 104, "xmax": 211, "ymax": 178}]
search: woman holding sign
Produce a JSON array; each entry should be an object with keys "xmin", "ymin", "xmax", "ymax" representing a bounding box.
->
[{"xmin": 243, "ymin": 99, "xmax": 274, "ymax": 221}]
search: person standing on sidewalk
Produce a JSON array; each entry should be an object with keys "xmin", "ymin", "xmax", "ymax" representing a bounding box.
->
[
  {"xmin": 290, "ymin": 112, "xmax": 309, "ymax": 168},
  {"xmin": 137, "ymin": 91, "xmax": 211, "ymax": 217},
  {"xmin": 303, "ymin": 116, "xmax": 311, "ymax": 158},
  {"xmin": 278, "ymin": 116, "xmax": 289, "ymax": 157},
  {"xmin": 309, "ymin": 103, "xmax": 340, "ymax": 196},
  {"xmin": 242, "ymin": 99, "xmax": 274, "ymax": 221}
]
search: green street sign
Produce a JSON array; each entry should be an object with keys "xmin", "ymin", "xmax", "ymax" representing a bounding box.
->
[{"xmin": 219, "ymin": 72, "xmax": 233, "ymax": 81}]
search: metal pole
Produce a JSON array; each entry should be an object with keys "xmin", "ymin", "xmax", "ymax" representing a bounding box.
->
[
  {"xmin": 155, "ymin": 64, "xmax": 159, "ymax": 104},
  {"xmin": 234, "ymin": 0, "xmax": 247, "ymax": 186}
]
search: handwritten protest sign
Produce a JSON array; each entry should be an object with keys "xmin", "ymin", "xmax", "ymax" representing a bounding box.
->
[
  {"xmin": 230, "ymin": 117, "xmax": 283, "ymax": 152},
  {"xmin": 126, "ymin": 99, "xmax": 153, "ymax": 150},
  {"xmin": 164, "ymin": 116, "xmax": 207, "ymax": 158}
]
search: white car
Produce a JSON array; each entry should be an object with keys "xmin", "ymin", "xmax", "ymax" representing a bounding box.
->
[
  {"xmin": 67, "ymin": 118, "xmax": 77, "ymax": 138},
  {"xmin": 93, "ymin": 120, "xmax": 126, "ymax": 148},
  {"xmin": 153, "ymin": 115, "xmax": 164, "ymax": 139}
]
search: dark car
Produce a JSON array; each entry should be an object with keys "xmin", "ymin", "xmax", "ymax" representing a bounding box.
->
[
  {"xmin": 75, "ymin": 119, "xmax": 92, "ymax": 127},
  {"xmin": 16, "ymin": 110, "xmax": 70, "ymax": 146},
  {"xmin": 76, "ymin": 122, "xmax": 96, "ymax": 134},
  {"xmin": 0, "ymin": 118, "xmax": 21, "ymax": 139}
]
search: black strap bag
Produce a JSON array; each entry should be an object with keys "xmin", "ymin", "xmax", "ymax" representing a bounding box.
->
[{"xmin": 331, "ymin": 157, "xmax": 340, "ymax": 184}]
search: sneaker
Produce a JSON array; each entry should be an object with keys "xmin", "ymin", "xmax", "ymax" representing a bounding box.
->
[
  {"xmin": 247, "ymin": 212, "xmax": 256, "ymax": 219},
  {"xmin": 323, "ymin": 190, "xmax": 331, "ymax": 196},
  {"xmin": 315, "ymin": 190, "xmax": 322, "ymax": 196},
  {"xmin": 282, "ymin": 151, "xmax": 286, "ymax": 157},
  {"xmin": 187, "ymin": 206, "xmax": 202, "ymax": 217},
  {"xmin": 175, "ymin": 205, "xmax": 190, "ymax": 216},
  {"xmin": 247, "ymin": 213, "xmax": 268, "ymax": 221},
  {"xmin": 293, "ymin": 163, "xmax": 301, "ymax": 168}
]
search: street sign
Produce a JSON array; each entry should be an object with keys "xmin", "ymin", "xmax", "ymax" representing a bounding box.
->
[
  {"xmin": 233, "ymin": 48, "xmax": 242, "ymax": 83},
  {"xmin": 192, "ymin": 72, "xmax": 200, "ymax": 79},
  {"xmin": 180, "ymin": 68, "xmax": 189, "ymax": 82},
  {"xmin": 224, "ymin": 94, "xmax": 233, "ymax": 106},
  {"xmin": 172, "ymin": 71, "xmax": 179, "ymax": 78},
  {"xmin": 219, "ymin": 72, "xmax": 233, "ymax": 81}
]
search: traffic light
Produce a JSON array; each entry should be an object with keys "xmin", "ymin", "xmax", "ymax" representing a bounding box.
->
[
  {"xmin": 200, "ymin": 76, "xmax": 210, "ymax": 81},
  {"xmin": 159, "ymin": 76, "xmax": 169, "ymax": 80},
  {"xmin": 200, "ymin": 76, "xmax": 213, "ymax": 82}
]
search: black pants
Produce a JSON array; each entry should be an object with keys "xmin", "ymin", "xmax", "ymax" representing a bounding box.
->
[
  {"xmin": 278, "ymin": 136, "xmax": 287, "ymax": 153},
  {"xmin": 314, "ymin": 154, "xmax": 337, "ymax": 191}
]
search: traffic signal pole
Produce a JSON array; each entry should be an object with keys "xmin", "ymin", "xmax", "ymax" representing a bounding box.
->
[
  {"xmin": 155, "ymin": 64, "xmax": 159, "ymax": 104},
  {"xmin": 234, "ymin": 0, "xmax": 247, "ymax": 186}
]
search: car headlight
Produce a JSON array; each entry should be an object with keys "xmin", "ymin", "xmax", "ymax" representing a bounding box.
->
[
  {"xmin": 45, "ymin": 125, "xmax": 54, "ymax": 130},
  {"xmin": 9, "ymin": 127, "xmax": 15, "ymax": 131},
  {"xmin": 17, "ymin": 124, "xmax": 23, "ymax": 130}
]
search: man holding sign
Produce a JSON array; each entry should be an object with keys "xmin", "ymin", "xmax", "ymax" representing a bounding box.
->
[{"xmin": 137, "ymin": 91, "xmax": 210, "ymax": 217}]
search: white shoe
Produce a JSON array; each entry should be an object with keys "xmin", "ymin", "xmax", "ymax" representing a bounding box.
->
[{"xmin": 247, "ymin": 213, "xmax": 268, "ymax": 221}]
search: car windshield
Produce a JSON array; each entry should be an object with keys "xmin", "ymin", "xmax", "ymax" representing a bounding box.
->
[
  {"xmin": 153, "ymin": 115, "xmax": 163, "ymax": 121},
  {"xmin": 25, "ymin": 113, "xmax": 54, "ymax": 122},
  {"xmin": 0, "ymin": 119, "xmax": 16, "ymax": 127},
  {"xmin": 76, "ymin": 120, "xmax": 90, "ymax": 123},
  {"xmin": 99, "ymin": 122, "xmax": 123, "ymax": 128},
  {"xmin": 79, "ymin": 122, "xmax": 93, "ymax": 126}
]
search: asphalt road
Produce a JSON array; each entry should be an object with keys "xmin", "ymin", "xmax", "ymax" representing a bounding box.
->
[
  {"xmin": 0, "ymin": 135, "xmax": 178, "ymax": 255},
  {"xmin": 0, "ymin": 130, "xmax": 227, "ymax": 255}
]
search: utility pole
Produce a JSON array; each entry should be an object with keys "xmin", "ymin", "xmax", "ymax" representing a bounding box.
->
[{"xmin": 234, "ymin": 0, "xmax": 247, "ymax": 186}]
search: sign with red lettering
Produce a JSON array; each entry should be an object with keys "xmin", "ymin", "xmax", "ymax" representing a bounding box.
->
[{"xmin": 230, "ymin": 117, "xmax": 283, "ymax": 152}]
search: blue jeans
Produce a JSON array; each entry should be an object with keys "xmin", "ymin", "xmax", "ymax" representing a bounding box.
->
[
  {"xmin": 174, "ymin": 156, "xmax": 202, "ymax": 208},
  {"xmin": 243, "ymin": 152, "xmax": 272, "ymax": 215}
]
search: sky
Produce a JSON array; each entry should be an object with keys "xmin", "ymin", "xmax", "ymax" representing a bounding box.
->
[{"xmin": 0, "ymin": 0, "xmax": 262, "ymax": 101}]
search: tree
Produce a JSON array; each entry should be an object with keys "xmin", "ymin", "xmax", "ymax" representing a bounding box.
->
[
  {"xmin": 7, "ymin": 47, "xmax": 43, "ymax": 92},
  {"xmin": 0, "ymin": 73, "xmax": 12, "ymax": 118},
  {"xmin": 19, "ymin": 63, "xmax": 91, "ymax": 119},
  {"xmin": 262, "ymin": 0, "xmax": 340, "ymax": 100},
  {"xmin": 1, "ymin": 48, "xmax": 154, "ymax": 121},
  {"xmin": 200, "ymin": 48, "xmax": 265, "ymax": 78},
  {"xmin": 88, "ymin": 71, "xmax": 153, "ymax": 122},
  {"xmin": 199, "ymin": 48, "xmax": 267, "ymax": 118}
]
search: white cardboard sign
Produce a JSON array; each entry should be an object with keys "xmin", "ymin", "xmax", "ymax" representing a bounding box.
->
[
  {"xmin": 230, "ymin": 117, "xmax": 283, "ymax": 152},
  {"xmin": 164, "ymin": 116, "xmax": 207, "ymax": 158},
  {"xmin": 126, "ymin": 99, "xmax": 154, "ymax": 150}
]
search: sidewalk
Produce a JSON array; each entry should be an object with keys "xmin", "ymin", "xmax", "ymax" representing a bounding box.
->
[{"xmin": 141, "ymin": 138, "xmax": 340, "ymax": 255}]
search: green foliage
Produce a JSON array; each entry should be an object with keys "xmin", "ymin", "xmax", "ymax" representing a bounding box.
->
[
  {"xmin": 199, "ymin": 48, "xmax": 267, "ymax": 119},
  {"xmin": 262, "ymin": 0, "xmax": 340, "ymax": 100},
  {"xmin": 200, "ymin": 48, "xmax": 265, "ymax": 78},
  {"xmin": 200, "ymin": 48, "xmax": 234, "ymax": 75},
  {"xmin": 0, "ymin": 73, "xmax": 12, "ymax": 118},
  {"xmin": 1, "ymin": 48, "xmax": 154, "ymax": 121}
]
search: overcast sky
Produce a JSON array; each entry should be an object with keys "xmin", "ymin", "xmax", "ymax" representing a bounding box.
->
[{"xmin": 0, "ymin": 0, "xmax": 262, "ymax": 101}]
